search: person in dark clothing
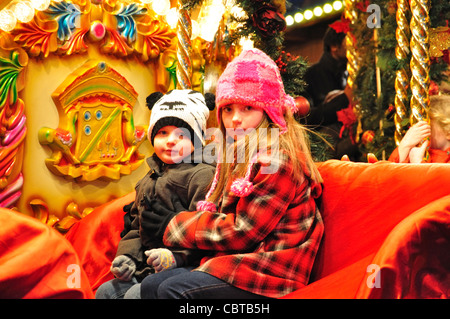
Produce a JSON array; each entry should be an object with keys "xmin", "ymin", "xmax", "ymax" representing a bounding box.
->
[
  {"xmin": 303, "ymin": 24, "xmax": 360, "ymax": 160},
  {"xmin": 95, "ymin": 89, "xmax": 216, "ymax": 299}
]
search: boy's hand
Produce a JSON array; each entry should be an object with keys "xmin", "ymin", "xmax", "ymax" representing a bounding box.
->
[
  {"xmin": 398, "ymin": 121, "xmax": 431, "ymax": 162},
  {"xmin": 110, "ymin": 255, "xmax": 136, "ymax": 281},
  {"xmin": 145, "ymin": 248, "xmax": 177, "ymax": 273}
]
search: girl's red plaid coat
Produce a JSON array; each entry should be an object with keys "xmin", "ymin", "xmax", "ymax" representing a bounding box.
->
[{"xmin": 162, "ymin": 151, "xmax": 324, "ymax": 298}]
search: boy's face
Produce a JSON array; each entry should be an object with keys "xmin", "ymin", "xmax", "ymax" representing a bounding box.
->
[{"xmin": 153, "ymin": 126, "xmax": 194, "ymax": 164}]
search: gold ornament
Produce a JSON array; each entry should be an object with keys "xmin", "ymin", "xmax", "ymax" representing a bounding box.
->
[
  {"xmin": 344, "ymin": 0, "xmax": 362, "ymax": 142},
  {"xmin": 429, "ymin": 26, "xmax": 450, "ymax": 58},
  {"xmin": 176, "ymin": 1, "xmax": 192, "ymax": 89},
  {"xmin": 409, "ymin": 0, "xmax": 430, "ymax": 161},
  {"xmin": 394, "ymin": 0, "xmax": 410, "ymax": 145},
  {"xmin": 409, "ymin": 0, "xmax": 430, "ymax": 124},
  {"xmin": 38, "ymin": 61, "xmax": 146, "ymax": 182}
]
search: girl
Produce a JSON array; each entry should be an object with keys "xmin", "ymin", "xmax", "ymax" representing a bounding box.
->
[
  {"xmin": 140, "ymin": 48, "xmax": 324, "ymax": 299},
  {"xmin": 389, "ymin": 94, "xmax": 450, "ymax": 163}
]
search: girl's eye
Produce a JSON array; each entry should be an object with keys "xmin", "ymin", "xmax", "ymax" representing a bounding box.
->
[
  {"xmin": 222, "ymin": 106, "xmax": 232, "ymax": 113},
  {"xmin": 244, "ymin": 106, "xmax": 253, "ymax": 111}
]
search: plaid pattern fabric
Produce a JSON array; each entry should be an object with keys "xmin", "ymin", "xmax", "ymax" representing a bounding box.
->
[{"xmin": 163, "ymin": 151, "xmax": 324, "ymax": 298}]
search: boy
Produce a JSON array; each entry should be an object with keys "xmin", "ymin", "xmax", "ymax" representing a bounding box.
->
[{"xmin": 95, "ymin": 89, "xmax": 215, "ymax": 298}]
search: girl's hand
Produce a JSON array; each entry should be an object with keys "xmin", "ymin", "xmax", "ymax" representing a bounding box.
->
[
  {"xmin": 408, "ymin": 140, "xmax": 429, "ymax": 163},
  {"xmin": 145, "ymin": 248, "xmax": 176, "ymax": 273},
  {"xmin": 398, "ymin": 121, "xmax": 430, "ymax": 162}
]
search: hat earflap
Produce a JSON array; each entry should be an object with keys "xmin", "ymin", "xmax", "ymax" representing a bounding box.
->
[
  {"xmin": 204, "ymin": 93, "xmax": 216, "ymax": 111},
  {"xmin": 146, "ymin": 92, "xmax": 164, "ymax": 110}
]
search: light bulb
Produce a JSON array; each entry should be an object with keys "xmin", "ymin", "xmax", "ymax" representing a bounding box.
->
[
  {"xmin": 30, "ymin": 0, "xmax": 51, "ymax": 11},
  {"xmin": 191, "ymin": 20, "xmax": 199, "ymax": 39},
  {"xmin": 333, "ymin": 1, "xmax": 343, "ymax": 11},
  {"xmin": 323, "ymin": 3, "xmax": 333, "ymax": 13},
  {"xmin": 199, "ymin": 27, "xmax": 217, "ymax": 42},
  {"xmin": 285, "ymin": 15, "xmax": 294, "ymax": 26},
  {"xmin": 304, "ymin": 10, "xmax": 313, "ymax": 20},
  {"xmin": 313, "ymin": 6, "xmax": 323, "ymax": 17},
  {"xmin": 239, "ymin": 37, "xmax": 253, "ymax": 50},
  {"xmin": 294, "ymin": 12, "xmax": 303, "ymax": 23},
  {"xmin": 14, "ymin": 1, "xmax": 35, "ymax": 23},
  {"xmin": 165, "ymin": 7, "xmax": 177, "ymax": 29},
  {"xmin": 0, "ymin": 9, "xmax": 17, "ymax": 32},
  {"xmin": 152, "ymin": 0, "xmax": 170, "ymax": 16}
]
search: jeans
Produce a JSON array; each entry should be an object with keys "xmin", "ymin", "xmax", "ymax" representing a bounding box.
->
[
  {"xmin": 140, "ymin": 267, "xmax": 268, "ymax": 299},
  {"xmin": 95, "ymin": 277, "xmax": 141, "ymax": 299}
]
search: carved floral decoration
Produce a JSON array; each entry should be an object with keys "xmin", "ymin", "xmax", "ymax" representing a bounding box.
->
[
  {"xmin": 0, "ymin": 0, "xmax": 178, "ymax": 231},
  {"xmin": 11, "ymin": 0, "xmax": 176, "ymax": 61}
]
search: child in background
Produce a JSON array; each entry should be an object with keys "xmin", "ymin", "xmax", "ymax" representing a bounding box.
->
[
  {"xmin": 95, "ymin": 89, "xmax": 215, "ymax": 299},
  {"xmin": 389, "ymin": 94, "xmax": 450, "ymax": 163},
  {"xmin": 139, "ymin": 48, "xmax": 324, "ymax": 299}
]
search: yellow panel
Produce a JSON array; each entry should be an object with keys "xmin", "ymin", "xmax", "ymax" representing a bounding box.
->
[{"xmin": 17, "ymin": 45, "xmax": 155, "ymax": 220}]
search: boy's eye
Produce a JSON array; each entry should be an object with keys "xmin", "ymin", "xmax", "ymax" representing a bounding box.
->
[{"xmin": 156, "ymin": 130, "xmax": 167, "ymax": 136}]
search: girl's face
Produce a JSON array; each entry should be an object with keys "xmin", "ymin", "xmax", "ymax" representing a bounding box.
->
[
  {"xmin": 221, "ymin": 103, "xmax": 265, "ymax": 138},
  {"xmin": 430, "ymin": 119, "xmax": 450, "ymax": 151},
  {"xmin": 153, "ymin": 125, "xmax": 194, "ymax": 164}
]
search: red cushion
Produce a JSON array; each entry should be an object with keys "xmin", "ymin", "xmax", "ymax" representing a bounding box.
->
[
  {"xmin": 0, "ymin": 208, "xmax": 93, "ymax": 299},
  {"xmin": 355, "ymin": 195, "xmax": 450, "ymax": 299},
  {"xmin": 282, "ymin": 253, "xmax": 376, "ymax": 299},
  {"xmin": 312, "ymin": 161, "xmax": 450, "ymax": 281},
  {"xmin": 64, "ymin": 191, "xmax": 135, "ymax": 293}
]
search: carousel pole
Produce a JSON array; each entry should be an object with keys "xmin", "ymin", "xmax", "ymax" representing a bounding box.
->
[
  {"xmin": 344, "ymin": 0, "xmax": 362, "ymax": 142},
  {"xmin": 394, "ymin": 0, "xmax": 411, "ymax": 145},
  {"xmin": 409, "ymin": 0, "xmax": 430, "ymax": 123},
  {"xmin": 409, "ymin": 0, "xmax": 431, "ymax": 161},
  {"xmin": 374, "ymin": 27, "xmax": 386, "ymax": 160},
  {"xmin": 176, "ymin": 0, "xmax": 192, "ymax": 89}
]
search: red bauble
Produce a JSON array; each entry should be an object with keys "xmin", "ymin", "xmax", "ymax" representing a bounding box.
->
[
  {"xmin": 362, "ymin": 130, "xmax": 375, "ymax": 145},
  {"xmin": 294, "ymin": 96, "xmax": 310, "ymax": 117}
]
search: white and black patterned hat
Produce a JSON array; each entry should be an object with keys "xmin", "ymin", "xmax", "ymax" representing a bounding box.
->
[{"xmin": 146, "ymin": 89, "xmax": 215, "ymax": 148}]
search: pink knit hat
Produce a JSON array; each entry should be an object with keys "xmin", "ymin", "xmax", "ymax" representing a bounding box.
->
[
  {"xmin": 196, "ymin": 49, "xmax": 296, "ymax": 212},
  {"xmin": 215, "ymin": 48, "xmax": 296, "ymax": 133}
]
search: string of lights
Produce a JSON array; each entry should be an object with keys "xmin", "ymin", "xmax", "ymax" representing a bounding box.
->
[{"xmin": 285, "ymin": 0, "xmax": 344, "ymax": 27}]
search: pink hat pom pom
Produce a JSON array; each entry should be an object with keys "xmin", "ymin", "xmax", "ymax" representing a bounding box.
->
[
  {"xmin": 230, "ymin": 178, "xmax": 254, "ymax": 197},
  {"xmin": 196, "ymin": 200, "xmax": 217, "ymax": 212},
  {"xmin": 285, "ymin": 95, "xmax": 297, "ymax": 113}
]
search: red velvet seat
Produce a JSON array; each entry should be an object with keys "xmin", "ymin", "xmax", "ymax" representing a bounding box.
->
[
  {"xmin": 283, "ymin": 161, "xmax": 450, "ymax": 298},
  {"xmin": 0, "ymin": 208, "xmax": 93, "ymax": 299},
  {"xmin": 3, "ymin": 160, "xmax": 449, "ymax": 298}
]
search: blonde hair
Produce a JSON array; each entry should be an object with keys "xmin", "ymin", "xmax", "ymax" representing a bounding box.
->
[
  {"xmin": 207, "ymin": 108, "xmax": 322, "ymax": 204},
  {"xmin": 429, "ymin": 95, "xmax": 450, "ymax": 134}
]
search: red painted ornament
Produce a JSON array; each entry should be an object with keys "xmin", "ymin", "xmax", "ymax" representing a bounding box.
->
[
  {"xmin": 361, "ymin": 130, "xmax": 375, "ymax": 145},
  {"xmin": 89, "ymin": 21, "xmax": 106, "ymax": 42},
  {"xmin": 294, "ymin": 96, "xmax": 310, "ymax": 117}
]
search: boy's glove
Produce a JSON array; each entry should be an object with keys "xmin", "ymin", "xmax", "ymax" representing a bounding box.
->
[
  {"xmin": 141, "ymin": 196, "xmax": 187, "ymax": 242},
  {"xmin": 110, "ymin": 255, "xmax": 136, "ymax": 281},
  {"xmin": 145, "ymin": 248, "xmax": 177, "ymax": 273}
]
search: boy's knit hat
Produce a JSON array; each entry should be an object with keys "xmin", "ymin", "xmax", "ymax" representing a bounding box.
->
[
  {"xmin": 146, "ymin": 89, "xmax": 215, "ymax": 148},
  {"xmin": 215, "ymin": 48, "xmax": 296, "ymax": 133}
]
